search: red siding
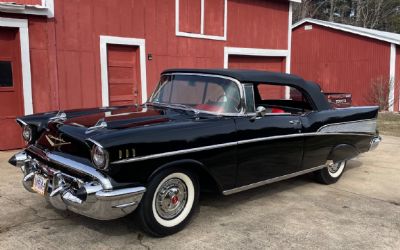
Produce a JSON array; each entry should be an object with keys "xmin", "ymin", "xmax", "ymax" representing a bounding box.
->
[
  {"xmin": 179, "ymin": 0, "xmax": 201, "ymax": 34},
  {"xmin": 0, "ymin": 0, "xmax": 42, "ymax": 5},
  {"xmin": 227, "ymin": 0, "xmax": 289, "ymax": 49},
  {"xmin": 395, "ymin": 45, "xmax": 400, "ymax": 112},
  {"xmin": 0, "ymin": 0, "xmax": 291, "ymax": 149},
  {"xmin": 204, "ymin": 0, "xmax": 224, "ymax": 36},
  {"xmin": 292, "ymin": 24, "xmax": 391, "ymax": 107}
]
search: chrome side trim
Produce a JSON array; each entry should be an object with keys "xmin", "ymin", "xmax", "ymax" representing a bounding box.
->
[
  {"xmin": 317, "ymin": 119, "xmax": 377, "ymax": 134},
  {"xmin": 112, "ymin": 141, "xmax": 238, "ymax": 164},
  {"xmin": 222, "ymin": 165, "xmax": 327, "ymax": 195},
  {"xmin": 111, "ymin": 132, "xmax": 372, "ymax": 164}
]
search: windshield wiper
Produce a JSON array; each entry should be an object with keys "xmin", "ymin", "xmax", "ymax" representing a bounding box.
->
[{"xmin": 148, "ymin": 102, "xmax": 200, "ymax": 114}]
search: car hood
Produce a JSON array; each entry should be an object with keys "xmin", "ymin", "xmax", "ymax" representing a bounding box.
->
[
  {"xmin": 62, "ymin": 105, "xmax": 176, "ymax": 130},
  {"xmin": 23, "ymin": 104, "xmax": 205, "ymax": 155}
]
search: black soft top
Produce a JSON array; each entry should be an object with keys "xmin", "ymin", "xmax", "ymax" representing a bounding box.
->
[{"xmin": 162, "ymin": 68, "xmax": 331, "ymax": 111}]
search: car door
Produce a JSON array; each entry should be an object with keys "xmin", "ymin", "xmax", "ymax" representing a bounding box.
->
[{"xmin": 234, "ymin": 114, "xmax": 304, "ymax": 187}]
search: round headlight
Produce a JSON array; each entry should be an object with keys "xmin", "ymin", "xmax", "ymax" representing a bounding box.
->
[
  {"xmin": 22, "ymin": 126, "xmax": 33, "ymax": 143},
  {"xmin": 91, "ymin": 145, "xmax": 109, "ymax": 170}
]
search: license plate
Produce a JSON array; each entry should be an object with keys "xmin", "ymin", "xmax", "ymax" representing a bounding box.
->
[{"xmin": 32, "ymin": 174, "xmax": 48, "ymax": 196}]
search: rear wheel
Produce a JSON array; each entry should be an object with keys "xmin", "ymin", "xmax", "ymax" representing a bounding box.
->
[
  {"xmin": 137, "ymin": 168, "xmax": 199, "ymax": 237},
  {"xmin": 314, "ymin": 161, "xmax": 346, "ymax": 184}
]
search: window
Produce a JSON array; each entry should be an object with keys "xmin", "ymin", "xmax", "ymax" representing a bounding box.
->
[
  {"xmin": 0, "ymin": 61, "xmax": 13, "ymax": 87},
  {"xmin": 176, "ymin": 0, "xmax": 227, "ymax": 41},
  {"xmin": 253, "ymin": 83, "xmax": 314, "ymax": 115},
  {"xmin": 243, "ymin": 84, "xmax": 255, "ymax": 113},
  {"xmin": 150, "ymin": 74, "xmax": 241, "ymax": 114}
]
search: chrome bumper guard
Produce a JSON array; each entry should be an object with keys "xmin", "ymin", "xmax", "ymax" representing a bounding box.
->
[
  {"xmin": 369, "ymin": 136, "xmax": 382, "ymax": 151},
  {"xmin": 10, "ymin": 149, "xmax": 146, "ymax": 220}
]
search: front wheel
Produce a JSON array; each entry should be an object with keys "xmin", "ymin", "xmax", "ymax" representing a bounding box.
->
[
  {"xmin": 137, "ymin": 168, "xmax": 199, "ymax": 237},
  {"xmin": 314, "ymin": 160, "xmax": 347, "ymax": 185}
]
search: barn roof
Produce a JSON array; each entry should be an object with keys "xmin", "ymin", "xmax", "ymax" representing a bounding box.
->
[{"xmin": 293, "ymin": 18, "xmax": 400, "ymax": 45}]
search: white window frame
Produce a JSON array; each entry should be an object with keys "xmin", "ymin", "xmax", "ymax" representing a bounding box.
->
[
  {"xmin": 0, "ymin": 17, "xmax": 33, "ymax": 115},
  {"xmin": 42, "ymin": 0, "xmax": 55, "ymax": 18},
  {"xmin": 175, "ymin": 0, "xmax": 227, "ymax": 41},
  {"xmin": 0, "ymin": 0, "xmax": 54, "ymax": 17},
  {"xmin": 100, "ymin": 36, "xmax": 148, "ymax": 107}
]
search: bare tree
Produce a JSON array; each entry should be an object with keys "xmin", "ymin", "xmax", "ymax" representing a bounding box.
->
[
  {"xmin": 293, "ymin": 0, "xmax": 400, "ymax": 32},
  {"xmin": 364, "ymin": 76, "xmax": 392, "ymax": 111}
]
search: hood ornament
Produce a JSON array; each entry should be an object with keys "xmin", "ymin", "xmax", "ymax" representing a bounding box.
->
[
  {"xmin": 86, "ymin": 118, "xmax": 108, "ymax": 134},
  {"xmin": 49, "ymin": 111, "xmax": 67, "ymax": 122}
]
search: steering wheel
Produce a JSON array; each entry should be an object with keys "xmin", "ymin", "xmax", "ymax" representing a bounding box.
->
[
  {"xmin": 215, "ymin": 94, "xmax": 241, "ymax": 113},
  {"xmin": 216, "ymin": 94, "xmax": 227, "ymax": 103}
]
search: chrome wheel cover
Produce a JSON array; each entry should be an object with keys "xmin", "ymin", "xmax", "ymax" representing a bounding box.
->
[
  {"xmin": 328, "ymin": 162, "xmax": 341, "ymax": 173},
  {"xmin": 155, "ymin": 178, "xmax": 188, "ymax": 220},
  {"xmin": 327, "ymin": 161, "xmax": 345, "ymax": 178}
]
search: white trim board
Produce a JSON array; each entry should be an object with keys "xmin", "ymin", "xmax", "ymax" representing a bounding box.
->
[
  {"xmin": 285, "ymin": 2, "xmax": 293, "ymax": 99},
  {"xmin": 99, "ymin": 36, "xmax": 148, "ymax": 107},
  {"xmin": 389, "ymin": 43, "xmax": 396, "ymax": 112},
  {"xmin": 223, "ymin": 47, "xmax": 289, "ymax": 69},
  {"xmin": 0, "ymin": 17, "xmax": 33, "ymax": 115},
  {"xmin": 175, "ymin": 0, "xmax": 227, "ymax": 41},
  {"xmin": 0, "ymin": 0, "xmax": 54, "ymax": 18},
  {"xmin": 293, "ymin": 18, "xmax": 400, "ymax": 45}
]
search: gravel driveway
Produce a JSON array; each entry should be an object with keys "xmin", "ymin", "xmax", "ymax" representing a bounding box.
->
[{"xmin": 0, "ymin": 136, "xmax": 399, "ymax": 250}]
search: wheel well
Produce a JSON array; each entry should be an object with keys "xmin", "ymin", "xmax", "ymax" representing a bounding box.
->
[
  {"xmin": 148, "ymin": 160, "xmax": 221, "ymax": 194},
  {"xmin": 328, "ymin": 144, "xmax": 359, "ymax": 162}
]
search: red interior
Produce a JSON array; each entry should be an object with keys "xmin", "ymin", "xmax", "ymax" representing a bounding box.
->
[{"xmin": 195, "ymin": 104, "xmax": 224, "ymax": 113}]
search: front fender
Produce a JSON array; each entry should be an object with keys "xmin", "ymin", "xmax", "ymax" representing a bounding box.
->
[{"xmin": 148, "ymin": 159, "xmax": 223, "ymax": 193}]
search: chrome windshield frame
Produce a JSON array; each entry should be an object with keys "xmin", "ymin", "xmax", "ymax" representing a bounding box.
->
[{"xmin": 148, "ymin": 73, "xmax": 247, "ymax": 117}]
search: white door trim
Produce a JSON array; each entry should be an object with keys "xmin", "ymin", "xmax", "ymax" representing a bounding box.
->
[
  {"xmin": 224, "ymin": 47, "xmax": 290, "ymax": 100},
  {"xmin": 223, "ymin": 47, "xmax": 289, "ymax": 69},
  {"xmin": 0, "ymin": 17, "xmax": 33, "ymax": 115},
  {"xmin": 389, "ymin": 43, "xmax": 396, "ymax": 112},
  {"xmin": 100, "ymin": 36, "xmax": 147, "ymax": 107}
]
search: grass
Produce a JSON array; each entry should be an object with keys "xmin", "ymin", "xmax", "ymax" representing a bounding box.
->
[{"xmin": 378, "ymin": 112, "xmax": 400, "ymax": 137}]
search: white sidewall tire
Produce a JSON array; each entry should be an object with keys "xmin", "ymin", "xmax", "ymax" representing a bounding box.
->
[
  {"xmin": 151, "ymin": 172, "xmax": 195, "ymax": 228},
  {"xmin": 328, "ymin": 161, "xmax": 346, "ymax": 178}
]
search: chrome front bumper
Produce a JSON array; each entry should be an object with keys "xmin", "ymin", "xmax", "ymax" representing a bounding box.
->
[
  {"xmin": 369, "ymin": 136, "xmax": 382, "ymax": 151},
  {"xmin": 9, "ymin": 148, "xmax": 146, "ymax": 220}
]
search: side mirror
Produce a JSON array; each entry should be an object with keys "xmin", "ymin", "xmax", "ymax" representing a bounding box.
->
[{"xmin": 251, "ymin": 106, "xmax": 267, "ymax": 121}]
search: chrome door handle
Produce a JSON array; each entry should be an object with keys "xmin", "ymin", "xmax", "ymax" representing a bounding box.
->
[{"xmin": 289, "ymin": 120, "xmax": 300, "ymax": 125}]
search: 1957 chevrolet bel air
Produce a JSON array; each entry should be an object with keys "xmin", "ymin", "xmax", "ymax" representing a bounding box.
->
[{"xmin": 9, "ymin": 69, "xmax": 381, "ymax": 236}]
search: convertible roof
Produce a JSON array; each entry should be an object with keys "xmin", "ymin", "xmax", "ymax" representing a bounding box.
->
[{"xmin": 162, "ymin": 68, "xmax": 331, "ymax": 111}]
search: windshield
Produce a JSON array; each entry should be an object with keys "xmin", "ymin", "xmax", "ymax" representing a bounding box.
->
[{"xmin": 149, "ymin": 74, "xmax": 242, "ymax": 114}]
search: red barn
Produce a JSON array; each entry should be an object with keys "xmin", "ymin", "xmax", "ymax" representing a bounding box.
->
[
  {"xmin": 292, "ymin": 18, "xmax": 400, "ymax": 112},
  {"xmin": 0, "ymin": 0, "xmax": 299, "ymax": 150}
]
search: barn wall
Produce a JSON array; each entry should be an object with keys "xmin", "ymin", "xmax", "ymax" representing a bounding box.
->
[
  {"xmin": 291, "ymin": 24, "xmax": 391, "ymax": 107},
  {"xmin": 16, "ymin": 0, "xmax": 290, "ymax": 112},
  {"xmin": 227, "ymin": 0, "xmax": 289, "ymax": 49}
]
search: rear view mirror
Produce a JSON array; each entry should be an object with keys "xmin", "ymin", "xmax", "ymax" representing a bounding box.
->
[
  {"xmin": 256, "ymin": 106, "xmax": 267, "ymax": 117},
  {"xmin": 251, "ymin": 106, "xmax": 267, "ymax": 121}
]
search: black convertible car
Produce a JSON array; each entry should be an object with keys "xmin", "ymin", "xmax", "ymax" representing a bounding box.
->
[{"xmin": 9, "ymin": 69, "xmax": 381, "ymax": 236}]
